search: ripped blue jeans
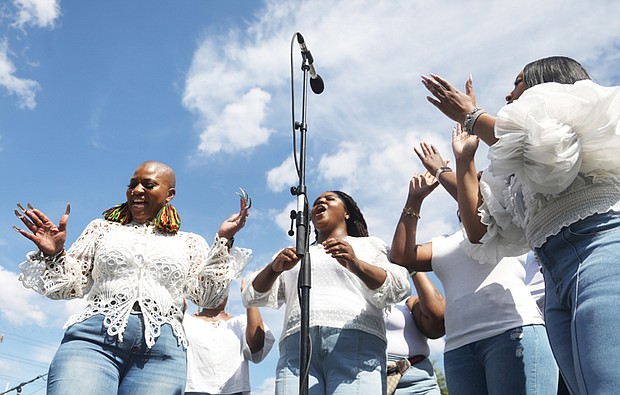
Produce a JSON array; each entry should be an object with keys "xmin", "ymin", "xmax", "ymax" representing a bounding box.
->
[{"xmin": 443, "ymin": 324, "xmax": 557, "ymax": 395}]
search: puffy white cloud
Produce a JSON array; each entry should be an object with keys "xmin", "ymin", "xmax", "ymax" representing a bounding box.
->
[
  {"xmin": 0, "ymin": 41, "xmax": 40, "ymax": 110},
  {"xmin": 266, "ymin": 156, "xmax": 297, "ymax": 193},
  {"xmin": 11, "ymin": 0, "xmax": 60, "ymax": 29},
  {"xmin": 184, "ymin": 0, "xmax": 620, "ymax": 242},
  {"xmin": 197, "ymin": 87, "xmax": 274, "ymax": 154}
]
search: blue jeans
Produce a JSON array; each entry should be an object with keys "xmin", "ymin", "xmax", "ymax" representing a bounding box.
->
[
  {"xmin": 536, "ymin": 211, "xmax": 620, "ymax": 395},
  {"xmin": 275, "ymin": 327, "xmax": 386, "ymax": 395},
  {"xmin": 387, "ymin": 355, "xmax": 441, "ymax": 395},
  {"xmin": 444, "ymin": 325, "xmax": 558, "ymax": 395},
  {"xmin": 47, "ymin": 314, "xmax": 186, "ymax": 395}
]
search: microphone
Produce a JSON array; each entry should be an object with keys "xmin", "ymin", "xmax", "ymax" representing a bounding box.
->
[{"xmin": 296, "ymin": 33, "xmax": 324, "ymax": 94}]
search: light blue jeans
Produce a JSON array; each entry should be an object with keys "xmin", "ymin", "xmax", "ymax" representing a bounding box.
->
[
  {"xmin": 387, "ymin": 355, "xmax": 441, "ymax": 395},
  {"xmin": 275, "ymin": 326, "xmax": 386, "ymax": 395},
  {"xmin": 536, "ymin": 210, "xmax": 620, "ymax": 395},
  {"xmin": 47, "ymin": 314, "xmax": 186, "ymax": 395},
  {"xmin": 444, "ymin": 324, "xmax": 558, "ymax": 395}
]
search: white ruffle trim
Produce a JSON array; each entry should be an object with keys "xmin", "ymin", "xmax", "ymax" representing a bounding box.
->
[{"xmin": 491, "ymin": 80, "xmax": 620, "ymax": 195}]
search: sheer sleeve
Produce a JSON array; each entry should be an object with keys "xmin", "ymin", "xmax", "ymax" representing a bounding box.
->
[
  {"xmin": 185, "ymin": 233, "xmax": 251, "ymax": 308},
  {"xmin": 358, "ymin": 236, "xmax": 410, "ymax": 308},
  {"xmin": 18, "ymin": 219, "xmax": 104, "ymax": 300},
  {"xmin": 491, "ymin": 80, "xmax": 620, "ymax": 195},
  {"xmin": 241, "ymin": 261, "xmax": 287, "ymax": 309}
]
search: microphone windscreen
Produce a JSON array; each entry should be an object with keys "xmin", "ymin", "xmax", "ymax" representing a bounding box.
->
[{"xmin": 310, "ymin": 75, "xmax": 325, "ymax": 94}]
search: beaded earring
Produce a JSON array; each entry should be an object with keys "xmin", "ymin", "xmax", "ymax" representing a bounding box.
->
[
  {"xmin": 154, "ymin": 203, "xmax": 181, "ymax": 234},
  {"xmin": 102, "ymin": 203, "xmax": 131, "ymax": 225},
  {"xmin": 102, "ymin": 202, "xmax": 181, "ymax": 234}
]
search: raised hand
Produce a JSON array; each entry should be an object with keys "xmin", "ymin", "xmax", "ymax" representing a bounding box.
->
[
  {"xmin": 451, "ymin": 123, "xmax": 479, "ymax": 160},
  {"xmin": 408, "ymin": 171, "xmax": 440, "ymax": 202},
  {"xmin": 13, "ymin": 203, "xmax": 70, "ymax": 255},
  {"xmin": 413, "ymin": 142, "xmax": 450, "ymax": 175},
  {"xmin": 421, "ymin": 74, "xmax": 476, "ymax": 123},
  {"xmin": 218, "ymin": 189, "xmax": 251, "ymax": 240}
]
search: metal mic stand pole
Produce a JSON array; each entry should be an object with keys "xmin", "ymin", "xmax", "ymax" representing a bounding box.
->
[{"xmin": 292, "ymin": 51, "xmax": 312, "ymax": 395}]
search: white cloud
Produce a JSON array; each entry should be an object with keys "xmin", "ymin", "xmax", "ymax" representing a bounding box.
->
[
  {"xmin": 197, "ymin": 87, "xmax": 274, "ymax": 154},
  {"xmin": 184, "ymin": 0, "xmax": 620, "ymax": 243},
  {"xmin": 0, "ymin": 267, "xmax": 47, "ymax": 325},
  {"xmin": 11, "ymin": 0, "xmax": 60, "ymax": 29},
  {"xmin": 266, "ymin": 156, "xmax": 297, "ymax": 193},
  {"xmin": 0, "ymin": 40, "xmax": 40, "ymax": 110}
]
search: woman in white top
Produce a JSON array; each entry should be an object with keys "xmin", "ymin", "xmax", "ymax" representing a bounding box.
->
[
  {"xmin": 390, "ymin": 144, "xmax": 557, "ymax": 394},
  {"xmin": 422, "ymin": 56, "xmax": 620, "ymax": 394},
  {"xmin": 243, "ymin": 190, "xmax": 410, "ymax": 395},
  {"xmin": 14, "ymin": 160, "xmax": 251, "ymax": 395},
  {"xmin": 384, "ymin": 271, "xmax": 445, "ymax": 395},
  {"xmin": 184, "ymin": 281, "xmax": 275, "ymax": 395}
]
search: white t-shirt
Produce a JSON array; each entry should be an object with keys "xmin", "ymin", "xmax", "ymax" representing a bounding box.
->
[
  {"xmin": 385, "ymin": 300, "xmax": 431, "ymax": 357},
  {"xmin": 431, "ymin": 231, "xmax": 544, "ymax": 352},
  {"xmin": 184, "ymin": 313, "xmax": 275, "ymax": 394}
]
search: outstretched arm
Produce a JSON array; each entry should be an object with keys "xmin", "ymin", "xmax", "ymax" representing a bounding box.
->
[
  {"xmin": 452, "ymin": 124, "xmax": 487, "ymax": 243},
  {"xmin": 408, "ymin": 272, "xmax": 445, "ymax": 339},
  {"xmin": 389, "ymin": 172, "xmax": 438, "ymax": 273},
  {"xmin": 421, "ymin": 74, "xmax": 498, "ymax": 146}
]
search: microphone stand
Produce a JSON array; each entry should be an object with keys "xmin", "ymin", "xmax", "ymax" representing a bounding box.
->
[{"xmin": 292, "ymin": 47, "xmax": 313, "ymax": 395}]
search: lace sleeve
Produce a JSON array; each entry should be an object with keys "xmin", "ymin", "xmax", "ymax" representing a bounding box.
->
[
  {"xmin": 185, "ymin": 233, "xmax": 251, "ymax": 308},
  {"xmin": 18, "ymin": 219, "xmax": 102, "ymax": 300},
  {"xmin": 358, "ymin": 237, "xmax": 410, "ymax": 308}
]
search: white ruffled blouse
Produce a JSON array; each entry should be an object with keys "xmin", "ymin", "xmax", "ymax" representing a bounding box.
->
[
  {"xmin": 242, "ymin": 236, "xmax": 411, "ymax": 343},
  {"xmin": 19, "ymin": 218, "xmax": 251, "ymax": 348},
  {"xmin": 463, "ymin": 80, "xmax": 620, "ymax": 264}
]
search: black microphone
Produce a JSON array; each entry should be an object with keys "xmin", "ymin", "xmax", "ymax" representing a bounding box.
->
[{"xmin": 296, "ymin": 33, "xmax": 324, "ymax": 94}]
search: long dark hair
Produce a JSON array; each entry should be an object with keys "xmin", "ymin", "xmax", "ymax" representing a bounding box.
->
[{"xmin": 523, "ymin": 56, "xmax": 590, "ymax": 88}]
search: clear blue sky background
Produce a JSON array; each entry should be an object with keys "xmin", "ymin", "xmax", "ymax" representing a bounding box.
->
[{"xmin": 1, "ymin": 0, "xmax": 620, "ymax": 393}]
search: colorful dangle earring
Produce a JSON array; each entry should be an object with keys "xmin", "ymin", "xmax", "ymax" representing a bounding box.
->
[
  {"xmin": 102, "ymin": 202, "xmax": 131, "ymax": 224},
  {"xmin": 154, "ymin": 203, "xmax": 181, "ymax": 234}
]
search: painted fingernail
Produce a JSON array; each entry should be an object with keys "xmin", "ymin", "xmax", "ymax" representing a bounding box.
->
[
  {"xmin": 12, "ymin": 225, "xmax": 20, "ymax": 233},
  {"xmin": 17, "ymin": 203, "xmax": 26, "ymax": 212},
  {"xmin": 27, "ymin": 203, "xmax": 34, "ymax": 210},
  {"xmin": 66, "ymin": 203, "xmax": 71, "ymax": 214}
]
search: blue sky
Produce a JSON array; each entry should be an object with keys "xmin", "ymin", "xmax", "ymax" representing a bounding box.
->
[{"xmin": 1, "ymin": 0, "xmax": 620, "ymax": 393}]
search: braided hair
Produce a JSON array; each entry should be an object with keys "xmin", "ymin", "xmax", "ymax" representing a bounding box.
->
[{"xmin": 330, "ymin": 190, "xmax": 369, "ymax": 237}]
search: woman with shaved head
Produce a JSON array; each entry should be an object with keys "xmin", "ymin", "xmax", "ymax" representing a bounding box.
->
[{"xmin": 13, "ymin": 160, "xmax": 251, "ymax": 395}]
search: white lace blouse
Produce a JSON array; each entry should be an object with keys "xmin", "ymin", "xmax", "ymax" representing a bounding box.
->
[
  {"xmin": 242, "ymin": 236, "xmax": 411, "ymax": 343},
  {"xmin": 18, "ymin": 218, "xmax": 251, "ymax": 348},
  {"xmin": 463, "ymin": 80, "xmax": 620, "ymax": 264}
]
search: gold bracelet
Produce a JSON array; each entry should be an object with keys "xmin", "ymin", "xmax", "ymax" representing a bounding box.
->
[{"xmin": 402, "ymin": 207, "xmax": 420, "ymax": 219}]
